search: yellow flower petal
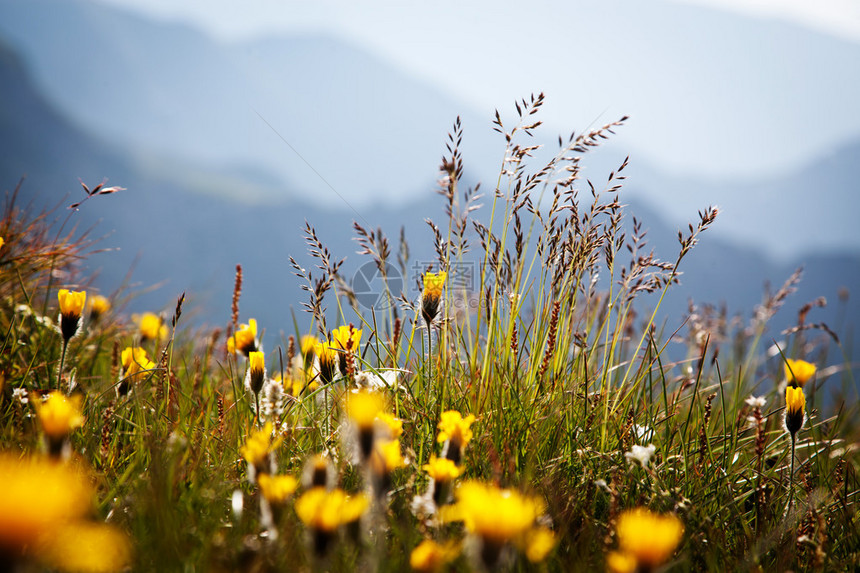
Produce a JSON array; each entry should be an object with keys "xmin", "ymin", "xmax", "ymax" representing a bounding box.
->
[
  {"xmin": 409, "ymin": 539, "xmax": 460, "ymax": 572},
  {"xmin": 295, "ymin": 488, "xmax": 369, "ymax": 533},
  {"xmin": 346, "ymin": 390, "xmax": 386, "ymax": 431},
  {"xmin": 89, "ymin": 295, "xmax": 110, "ymax": 318},
  {"xmin": 422, "ymin": 456, "xmax": 462, "ymax": 483},
  {"xmin": 422, "ymin": 272, "xmax": 447, "ymax": 299},
  {"xmin": 523, "ymin": 526, "xmax": 556, "ymax": 563},
  {"xmin": 239, "ymin": 422, "xmax": 280, "ymax": 468},
  {"xmin": 227, "ymin": 319, "xmax": 258, "ymax": 355},
  {"xmin": 784, "ymin": 386, "xmax": 806, "ymax": 435},
  {"xmin": 615, "ymin": 508, "xmax": 684, "ymax": 567},
  {"xmin": 38, "ymin": 522, "xmax": 132, "ymax": 573},
  {"xmin": 0, "ymin": 455, "xmax": 93, "ymax": 552},
  {"xmin": 34, "ymin": 392, "xmax": 85, "ymax": 439},
  {"xmin": 257, "ymin": 474, "xmax": 299, "ymax": 504},
  {"xmin": 134, "ymin": 312, "xmax": 168, "ymax": 342},
  {"xmin": 58, "ymin": 289, "xmax": 86, "ymax": 318},
  {"xmin": 785, "ymin": 386, "xmax": 806, "ymax": 416},
  {"xmin": 784, "ymin": 358, "xmax": 816, "ymax": 387},
  {"xmin": 331, "ymin": 324, "xmax": 362, "ymax": 353},
  {"xmin": 606, "ymin": 551, "xmax": 637, "ymax": 573},
  {"xmin": 437, "ymin": 411, "xmax": 475, "ymax": 445},
  {"xmin": 120, "ymin": 347, "xmax": 155, "ymax": 378},
  {"xmin": 442, "ymin": 481, "xmax": 544, "ymax": 544}
]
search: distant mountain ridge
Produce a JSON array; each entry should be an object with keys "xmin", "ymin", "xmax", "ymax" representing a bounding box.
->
[
  {"xmin": 1, "ymin": 0, "xmax": 859, "ymax": 260},
  {"xmin": 0, "ymin": 19, "xmax": 857, "ymax": 368},
  {"xmin": 626, "ymin": 137, "xmax": 860, "ymax": 261},
  {"xmin": 0, "ymin": 0, "xmax": 497, "ymax": 208}
]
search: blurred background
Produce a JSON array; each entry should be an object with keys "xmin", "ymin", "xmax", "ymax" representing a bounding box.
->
[{"xmin": 1, "ymin": 0, "xmax": 857, "ymax": 368}]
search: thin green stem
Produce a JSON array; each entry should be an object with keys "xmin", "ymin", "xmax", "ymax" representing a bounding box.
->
[
  {"xmin": 58, "ymin": 338, "xmax": 68, "ymax": 392},
  {"xmin": 788, "ymin": 432, "xmax": 797, "ymax": 516}
]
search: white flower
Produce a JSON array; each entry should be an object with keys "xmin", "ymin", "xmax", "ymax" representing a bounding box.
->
[
  {"xmin": 231, "ymin": 489, "xmax": 244, "ymax": 520},
  {"xmin": 410, "ymin": 490, "xmax": 438, "ymax": 520},
  {"xmin": 594, "ymin": 479, "xmax": 610, "ymax": 492},
  {"xmin": 624, "ymin": 443, "xmax": 657, "ymax": 469},
  {"xmin": 745, "ymin": 395, "xmax": 766, "ymax": 409},
  {"xmin": 12, "ymin": 387, "xmax": 28, "ymax": 404},
  {"xmin": 355, "ymin": 369, "xmax": 399, "ymax": 391}
]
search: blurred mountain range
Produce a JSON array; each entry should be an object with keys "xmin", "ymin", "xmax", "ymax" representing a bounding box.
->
[{"xmin": 0, "ymin": 0, "xmax": 857, "ymax": 379}]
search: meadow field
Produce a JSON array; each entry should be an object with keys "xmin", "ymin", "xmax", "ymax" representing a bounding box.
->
[{"xmin": 1, "ymin": 97, "xmax": 858, "ymax": 572}]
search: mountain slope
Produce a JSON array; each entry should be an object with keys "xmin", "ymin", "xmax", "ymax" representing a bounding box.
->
[
  {"xmin": 0, "ymin": 0, "xmax": 499, "ymax": 207},
  {"xmin": 627, "ymin": 138, "xmax": 860, "ymax": 260},
  {"xmin": 1, "ymin": 38, "xmax": 857, "ymax": 365}
]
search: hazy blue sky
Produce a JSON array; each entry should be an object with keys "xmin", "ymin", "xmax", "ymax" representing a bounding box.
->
[
  {"xmin": 87, "ymin": 0, "xmax": 860, "ymax": 182},
  {"xmin": 93, "ymin": 0, "xmax": 860, "ymax": 42}
]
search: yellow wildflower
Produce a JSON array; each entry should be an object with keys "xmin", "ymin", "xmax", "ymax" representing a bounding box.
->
[
  {"xmin": 606, "ymin": 551, "xmax": 637, "ymax": 573},
  {"xmin": 34, "ymin": 392, "xmax": 85, "ymax": 440},
  {"xmin": 347, "ymin": 390, "xmax": 386, "ymax": 431},
  {"xmin": 421, "ymin": 271, "xmax": 446, "ymax": 324},
  {"xmin": 295, "ymin": 488, "xmax": 368, "ymax": 532},
  {"xmin": 247, "ymin": 351, "xmax": 266, "ymax": 395},
  {"xmin": 332, "ymin": 324, "xmax": 362, "ymax": 377},
  {"xmin": 441, "ymin": 480, "xmax": 548, "ymax": 566},
  {"xmin": 615, "ymin": 508, "xmax": 684, "ymax": 569},
  {"xmin": 442, "ymin": 481, "xmax": 543, "ymax": 544},
  {"xmin": 409, "ymin": 539, "xmax": 460, "ymax": 572},
  {"xmin": 784, "ymin": 386, "xmax": 806, "ymax": 436},
  {"xmin": 295, "ymin": 487, "xmax": 369, "ymax": 555},
  {"xmin": 300, "ymin": 334, "xmax": 319, "ymax": 369},
  {"xmin": 0, "ymin": 454, "xmax": 131, "ymax": 571},
  {"xmin": 58, "ymin": 289, "xmax": 86, "ymax": 341},
  {"xmin": 370, "ymin": 439, "xmax": 408, "ymax": 477},
  {"xmin": 301, "ymin": 334, "xmax": 319, "ymax": 357},
  {"xmin": 437, "ymin": 410, "xmax": 475, "ymax": 464},
  {"xmin": 121, "ymin": 346, "xmax": 155, "ymax": 378},
  {"xmin": 89, "ymin": 295, "xmax": 110, "ymax": 321},
  {"xmin": 347, "ymin": 390, "xmax": 386, "ymax": 460},
  {"xmin": 303, "ymin": 453, "xmax": 333, "ymax": 489},
  {"xmin": 332, "ymin": 324, "xmax": 362, "ymax": 353},
  {"xmin": 423, "ymin": 456, "xmax": 462, "ymax": 484},
  {"xmin": 118, "ymin": 346, "xmax": 155, "ymax": 396},
  {"xmin": 38, "ymin": 521, "xmax": 132, "ymax": 573},
  {"xmin": 376, "ymin": 412, "xmax": 403, "ymax": 439},
  {"xmin": 314, "ymin": 340, "xmax": 339, "ymax": 385},
  {"xmin": 784, "ymin": 358, "xmax": 816, "ymax": 388},
  {"xmin": 258, "ymin": 474, "xmax": 299, "ymax": 504},
  {"xmin": 239, "ymin": 422, "xmax": 281, "ymax": 475},
  {"xmin": 437, "ymin": 411, "xmax": 475, "ymax": 445},
  {"xmin": 0, "ymin": 454, "xmax": 91, "ymax": 551},
  {"xmin": 424, "ymin": 455, "xmax": 462, "ymax": 506},
  {"xmin": 523, "ymin": 526, "xmax": 556, "ymax": 563},
  {"xmin": 134, "ymin": 312, "xmax": 168, "ymax": 342},
  {"xmin": 227, "ymin": 318, "xmax": 258, "ymax": 356}
]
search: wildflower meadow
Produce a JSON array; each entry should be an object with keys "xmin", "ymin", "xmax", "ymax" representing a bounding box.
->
[{"xmin": 1, "ymin": 96, "xmax": 858, "ymax": 572}]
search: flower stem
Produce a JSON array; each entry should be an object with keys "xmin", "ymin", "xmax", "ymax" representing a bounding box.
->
[
  {"xmin": 788, "ymin": 432, "xmax": 797, "ymax": 515},
  {"xmin": 58, "ymin": 338, "xmax": 68, "ymax": 392}
]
